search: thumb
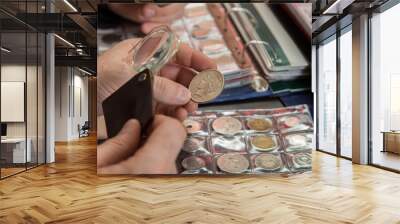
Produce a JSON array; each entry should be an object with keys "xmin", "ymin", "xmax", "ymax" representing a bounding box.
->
[
  {"xmin": 141, "ymin": 4, "xmax": 158, "ymax": 18},
  {"xmin": 97, "ymin": 119, "xmax": 141, "ymax": 168},
  {"xmin": 153, "ymin": 76, "xmax": 191, "ymax": 105},
  {"xmin": 127, "ymin": 115, "xmax": 187, "ymax": 174}
]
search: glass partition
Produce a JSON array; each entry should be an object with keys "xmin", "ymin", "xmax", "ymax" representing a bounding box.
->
[
  {"xmin": 0, "ymin": 1, "xmax": 46, "ymax": 179},
  {"xmin": 1, "ymin": 30, "xmax": 28, "ymax": 177}
]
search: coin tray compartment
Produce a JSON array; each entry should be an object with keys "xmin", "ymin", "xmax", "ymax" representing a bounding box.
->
[
  {"xmin": 283, "ymin": 131, "xmax": 313, "ymax": 153},
  {"xmin": 211, "ymin": 135, "xmax": 246, "ymax": 154},
  {"xmin": 250, "ymin": 153, "xmax": 290, "ymax": 174},
  {"xmin": 216, "ymin": 111, "xmax": 240, "ymax": 116},
  {"xmin": 208, "ymin": 116, "xmax": 245, "ymax": 136},
  {"xmin": 243, "ymin": 116, "xmax": 276, "ymax": 133},
  {"xmin": 183, "ymin": 116, "xmax": 210, "ymax": 136},
  {"xmin": 276, "ymin": 113, "xmax": 313, "ymax": 133},
  {"xmin": 179, "ymin": 154, "xmax": 214, "ymax": 174},
  {"xmin": 182, "ymin": 136, "xmax": 211, "ymax": 155},
  {"xmin": 178, "ymin": 105, "xmax": 313, "ymax": 175},
  {"xmin": 214, "ymin": 153, "xmax": 251, "ymax": 174},
  {"xmin": 285, "ymin": 151, "xmax": 312, "ymax": 172},
  {"xmin": 247, "ymin": 134, "xmax": 281, "ymax": 153}
]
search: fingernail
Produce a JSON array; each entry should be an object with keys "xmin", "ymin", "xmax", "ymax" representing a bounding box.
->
[
  {"xmin": 177, "ymin": 88, "xmax": 191, "ymax": 103},
  {"xmin": 144, "ymin": 8, "xmax": 155, "ymax": 17}
]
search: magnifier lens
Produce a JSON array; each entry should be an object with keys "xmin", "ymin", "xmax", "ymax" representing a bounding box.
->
[{"xmin": 131, "ymin": 26, "xmax": 179, "ymax": 74}]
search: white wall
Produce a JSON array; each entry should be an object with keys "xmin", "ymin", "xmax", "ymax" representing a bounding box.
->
[{"xmin": 54, "ymin": 67, "xmax": 89, "ymax": 141}]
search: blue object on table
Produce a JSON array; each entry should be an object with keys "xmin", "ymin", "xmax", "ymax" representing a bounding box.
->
[
  {"xmin": 207, "ymin": 85, "xmax": 274, "ymax": 104},
  {"xmin": 279, "ymin": 91, "xmax": 314, "ymax": 118}
]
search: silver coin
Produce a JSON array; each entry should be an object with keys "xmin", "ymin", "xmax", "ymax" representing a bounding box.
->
[
  {"xmin": 212, "ymin": 116, "xmax": 242, "ymax": 136},
  {"xmin": 182, "ymin": 138, "xmax": 202, "ymax": 153},
  {"xmin": 217, "ymin": 153, "xmax": 249, "ymax": 174},
  {"xmin": 293, "ymin": 153, "xmax": 312, "ymax": 168},
  {"xmin": 251, "ymin": 76, "xmax": 269, "ymax": 92},
  {"xmin": 189, "ymin": 69, "xmax": 224, "ymax": 103},
  {"xmin": 181, "ymin": 156, "xmax": 206, "ymax": 170}
]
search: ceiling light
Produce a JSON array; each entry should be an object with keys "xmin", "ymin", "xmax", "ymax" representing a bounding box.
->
[
  {"xmin": 63, "ymin": 0, "xmax": 78, "ymax": 12},
  {"xmin": 1, "ymin": 47, "xmax": 11, "ymax": 53},
  {"xmin": 54, "ymin": 34, "xmax": 75, "ymax": 48},
  {"xmin": 322, "ymin": 0, "xmax": 355, "ymax": 15}
]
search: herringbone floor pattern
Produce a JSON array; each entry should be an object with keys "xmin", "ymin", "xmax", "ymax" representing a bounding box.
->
[{"xmin": 1, "ymin": 135, "xmax": 400, "ymax": 224}]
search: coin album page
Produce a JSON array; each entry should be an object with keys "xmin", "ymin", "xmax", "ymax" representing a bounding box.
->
[
  {"xmin": 178, "ymin": 104, "xmax": 313, "ymax": 175},
  {"xmin": 170, "ymin": 3, "xmax": 259, "ymax": 90}
]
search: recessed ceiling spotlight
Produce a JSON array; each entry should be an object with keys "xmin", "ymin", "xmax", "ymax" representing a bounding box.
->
[
  {"xmin": 54, "ymin": 34, "xmax": 75, "ymax": 48},
  {"xmin": 78, "ymin": 67, "xmax": 93, "ymax": 76},
  {"xmin": 63, "ymin": 0, "xmax": 78, "ymax": 12},
  {"xmin": 1, "ymin": 47, "xmax": 11, "ymax": 53}
]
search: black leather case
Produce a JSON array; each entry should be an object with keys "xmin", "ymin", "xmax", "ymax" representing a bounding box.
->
[{"xmin": 102, "ymin": 69, "xmax": 153, "ymax": 138}]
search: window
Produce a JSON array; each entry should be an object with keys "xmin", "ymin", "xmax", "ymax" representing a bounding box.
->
[
  {"xmin": 370, "ymin": 2, "xmax": 400, "ymax": 171},
  {"xmin": 339, "ymin": 28, "xmax": 352, "ymax": 158},
  {"xmin": 317, "ymin": 36, "xmax": 337, "ymax": 154}
]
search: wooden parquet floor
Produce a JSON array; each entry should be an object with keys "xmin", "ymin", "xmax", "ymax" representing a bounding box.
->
[{"xmin": 1, "ymin": 135, "xmax": 400, "ymax": 224}]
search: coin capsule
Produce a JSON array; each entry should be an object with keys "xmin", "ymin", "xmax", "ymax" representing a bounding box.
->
[
  {"xmin": 212, "ymin": 116, "xmax": 242, "ymax": 136},
  {"xmin": 283, "ymin": 116, "xmax": 300, "ymax": 127},
  {"xmin": 251, "ymin": 135, "xmax": 277, "ymax": 152},
  {"xmin": 183, "ymin": 119, "xmax": 202, "ymax": 134},
  {"xmin": 247, "ymin": 118, "xmax": 272, "ymax": 131},
  {"xmin": 293, "ymin": 153, "xmax": 311, "ymax": 168},
  {"xmin": 217, "ymin": 153, "xmax": 249, "ymax": 174},
  {"xmin": 286, "ymin": 134, "xmax": 307, "ymax": 146},
  {"xmin": 181, "ymin": 156, "xmax": 206, "ymax": 170},
  {"xmin": 182, "ymin": 138, "xmax": 202, "ymax": 153},
  {"xmin": 254, "ymin": 154, "xmax": 282, "ymax": 171}
]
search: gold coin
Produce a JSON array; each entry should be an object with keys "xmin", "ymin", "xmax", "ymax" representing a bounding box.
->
[
  {"xmin": 251, "ymin": 136, "xmax": 276, "ymax": 151},
  {"xmin": 247, "ymin": 118, "xmax": 272, "ymax": 131},
  {"xmin": 254, "ymin": 154, "xmax": 282, "ymax": 171},
  {"xmin": 189, "ymin": 69, "xmax": 224, "ymax": 103}
]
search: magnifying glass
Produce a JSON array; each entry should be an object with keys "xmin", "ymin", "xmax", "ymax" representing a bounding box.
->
[{"xmin": 130, "ymin": 25, "xmax": 180, "ymax": 76}]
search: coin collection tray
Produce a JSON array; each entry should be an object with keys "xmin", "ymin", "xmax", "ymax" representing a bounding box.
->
[{"xmin": 176, "ymin": 104, "xmax": 313, "ymax": 175}]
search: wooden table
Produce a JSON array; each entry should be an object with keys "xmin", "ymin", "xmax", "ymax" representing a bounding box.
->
[{"xmin": 382, "ymin": 131, "xmax": 400, "ymax": 154}]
